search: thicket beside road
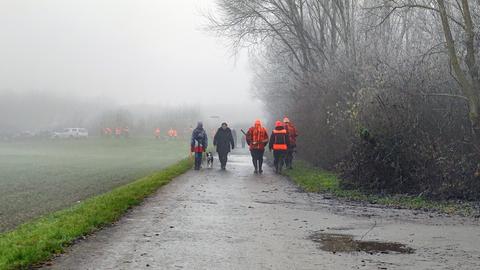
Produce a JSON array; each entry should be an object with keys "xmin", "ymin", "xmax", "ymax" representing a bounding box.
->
[
  {"xmin": 285, "ymin": 161, "xmax": 479, "ymax": 217},
  {"xmin": 211, "ymin": 0, "xmax": 480, "ymax": 201}
]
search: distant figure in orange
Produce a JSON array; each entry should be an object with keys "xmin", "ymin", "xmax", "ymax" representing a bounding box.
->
[
  {"xmin": 168, "ymin": 128, "xmax": 175, "ymax": 139},
  {"xmin": 103, "ymin": 127, "xmax": 112, "ymax": 137},
  {"xmin": 155, "ymin": 128, "xmax": 161, "ymax": 139},
  {"xmin": 115, "ymin": 127, "xmax": 122, "ymax": 138}
]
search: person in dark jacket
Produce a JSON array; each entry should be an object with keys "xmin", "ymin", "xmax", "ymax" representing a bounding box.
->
[
  {"xmin": 213, "ymin": 122, "xmax": 235, "ymax": 170},
  {"xmin": 191, "ymin": 122, "xmax": 208, "ymax": 170},
  {"xmin": 269, "ymin": 120, "xmax": 290, "ymax": 174}
]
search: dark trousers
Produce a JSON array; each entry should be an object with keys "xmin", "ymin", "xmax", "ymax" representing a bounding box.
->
[
  {"xmin": 194, "ymin": 152, "xmax": 203, "ymax": 170},
  {"xmin": 250, "ymin": 149, "xmax": 265, "ymax": 171},
  {"xmin": 273, "ymin": 150, "xmax": 286, "ymax": 173},
  {"xmin": 218, "ymin": 152, "xmax": 228, "ymax": 168},
  {"xmin": 285, "ymin": 146, "xmax": 296, "ymax": 169}
]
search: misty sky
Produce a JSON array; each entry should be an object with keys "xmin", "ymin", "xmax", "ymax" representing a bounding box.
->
[{"xmin": 0, "ymin": 0, "xmax": 255, "ymax": 106}]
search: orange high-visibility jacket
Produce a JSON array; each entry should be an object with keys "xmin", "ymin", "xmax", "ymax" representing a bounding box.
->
[
  {"xmin": 246, "ymin": 126, "xmax": 269, "ymax": 150},
  {"xmin": 285, "ymin": 123, "xmax": 298, "ymax": 146},
  {"xmin": 269, "ymin": 127, "xmax": 289, "ymax": 151}
]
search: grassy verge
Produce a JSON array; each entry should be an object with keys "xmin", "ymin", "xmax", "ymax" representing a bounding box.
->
[
  {"xmin": 285, "ymin": 161, "xmax": 475, "ymax": 216},
  {"xmin": 0, "ymin": 158, "xmax": 192, "ymax": 270}
]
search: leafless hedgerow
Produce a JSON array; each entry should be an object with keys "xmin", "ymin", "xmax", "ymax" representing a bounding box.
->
[{"xmin": 209, "ymin": 0, "xmax": 480, "ymax": 199}]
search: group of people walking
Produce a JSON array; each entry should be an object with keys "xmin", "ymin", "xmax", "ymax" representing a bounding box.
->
[
  {"xmin": 190, "ymin": 122, "xmax": 235, "ymax": 170},
  {"xmin": 190, "ymin": 118, "xmax": 298, "ymax": 174},
  {"xmin": 245, "ymin": 118, "xmax": 298, "ymax": 174}
]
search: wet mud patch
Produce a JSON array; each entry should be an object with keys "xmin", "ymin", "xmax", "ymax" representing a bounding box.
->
[
  {"xmin": 326, "ymin": 226, "xmax": 354, "ymax": 231},
  {"xmin": 309, "ymin": 232, "xmax": 414, "ymax": 254},
  {"xmin": 253, "ymin": 199, "xmax": 296, "ymax": 205}
]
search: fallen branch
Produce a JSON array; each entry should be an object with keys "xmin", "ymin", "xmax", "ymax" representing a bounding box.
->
[{"xmin": 360, "ymin": 220, "xmax": 377, "ymax": 241}]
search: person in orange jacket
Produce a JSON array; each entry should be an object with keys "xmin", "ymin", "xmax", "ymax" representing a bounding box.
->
[
  {"xmin": 269, "ymin": 120, "xmax": 290, "ymax": 174},
  {"xmin": 115, "ymin": 127, "xmax": 122, "ymax": 138},
  {"xmin": 103, "ymin": 127, "xmax": 112, "ymax": 137},
  {"xmin": 246, "ymin": 120, "xmax": 269, "ymax": 174},
  {"xmin": 155, "ymin": 128, "xmax": 161, "ymax": 139},
  {"xmin": 283, "ymin": 117, "xmax": 298, "ymax": 169}
]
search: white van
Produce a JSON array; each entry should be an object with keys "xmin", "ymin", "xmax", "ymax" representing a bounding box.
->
[{"xmin": 53, "ymin": 128, "xmax": 89, "ymax": 139}]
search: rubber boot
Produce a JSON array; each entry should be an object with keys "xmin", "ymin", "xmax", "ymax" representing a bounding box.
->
[
  {"xmin": 194, "ymin": 159, "xmax": 200, "ymax": 170},
  {"xmin": 278, "ymin": 158, "xmax": 284, "ymax": 174}
]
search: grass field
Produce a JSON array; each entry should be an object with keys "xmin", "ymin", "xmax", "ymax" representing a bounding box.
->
[
  {"xmin": 0, "ymin": 138, "xmax": 188, "ymax": 233},
  {"xmin": 0, "ymin": 158, "xmax": 192, "ymax": 269}
]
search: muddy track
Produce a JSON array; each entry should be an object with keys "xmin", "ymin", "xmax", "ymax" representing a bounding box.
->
[{"xmin": 43, "ymin": 150, "xmax": 480, "ymax": 270}]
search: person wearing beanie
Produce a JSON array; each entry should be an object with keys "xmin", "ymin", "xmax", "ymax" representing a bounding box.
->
[
  {"xmin": 269, "ymin": 120, "xmax": 290, "ymax": 173},
  {"xmin": 191, "ymin": 121, "xmax": 208, "ymax": 170},
  {"xmin": 246, "ymin": 119, "xmax": 269, "ymax": 174},
  {"xmin": 213, "ymin": 122, "xmax": 235, "ymax": 170}
]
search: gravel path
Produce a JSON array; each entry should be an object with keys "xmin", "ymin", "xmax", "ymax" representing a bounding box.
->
[{"xmin": 44, "ymin": 150, "xmax": 480, "ymax": 270}]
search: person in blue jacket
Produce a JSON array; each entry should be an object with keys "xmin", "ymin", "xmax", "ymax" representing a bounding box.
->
[{"xmin": 191, "ymin": 122, "xmax": 208, "ymax": 170}]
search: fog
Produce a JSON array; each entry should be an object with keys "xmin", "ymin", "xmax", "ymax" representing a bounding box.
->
[
  {"xmin": 2, "ymin": 0, "xmax": 480, "ymax": 261},
  {"xmin": 0, "ymin": 0, "xmax": 264, "ymax": 133}
]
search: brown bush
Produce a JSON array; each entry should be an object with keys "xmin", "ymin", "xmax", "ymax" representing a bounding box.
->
[{"xmin": 339, "ymin": 91, "xmax": 480, "ymax": 200}]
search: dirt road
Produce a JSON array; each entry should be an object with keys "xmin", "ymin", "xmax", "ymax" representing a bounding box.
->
[{"xmin": 44, "ymin": 151, "xmax": 480, "ymax": 270}]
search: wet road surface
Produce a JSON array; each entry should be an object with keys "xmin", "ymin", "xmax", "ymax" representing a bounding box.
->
[{"xmin": 44, "ymin": 150, "xmax": 480, "ymax": 269}]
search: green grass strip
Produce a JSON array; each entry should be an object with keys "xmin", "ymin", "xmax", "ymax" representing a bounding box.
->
[
  {"xmin": 285, "ymin": 160, "xmax": 474, "ymax": 216},
  {"xmin": 0, "ymin": 158, "xmax": 192, "ymax": 270}
]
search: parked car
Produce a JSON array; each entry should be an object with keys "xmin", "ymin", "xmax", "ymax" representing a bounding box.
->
[{"xmin": 52, "ymin": 128, "xmax": 89, "ymax": 139}]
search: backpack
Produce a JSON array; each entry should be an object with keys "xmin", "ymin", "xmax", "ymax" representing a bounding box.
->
[{"xmin": 193, "ymin": 128, "xmax": 206, "ymax": 146}]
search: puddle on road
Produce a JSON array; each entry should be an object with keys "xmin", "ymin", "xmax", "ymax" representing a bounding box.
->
[{"xmin": 309, "ymin": 232, "xmax": 414, "ymax": 254}]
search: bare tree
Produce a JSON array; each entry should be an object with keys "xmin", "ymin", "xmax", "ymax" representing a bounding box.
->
[
  {"xmin": 369, "ymin": 0, "xmax": 480, "ymax": 133},
  {"xmin": 209, "ymin": 0, "xmax": 480, "ymax": 198}
]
